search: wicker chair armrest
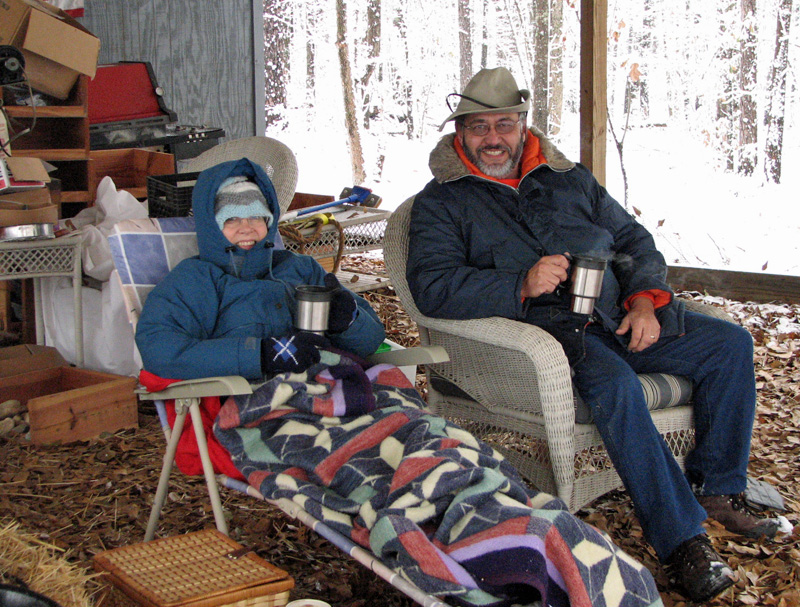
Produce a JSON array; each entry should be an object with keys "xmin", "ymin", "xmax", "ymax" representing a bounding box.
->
[
  {"xmin": 683, "ymin": 299, "xmax": 735, "ymax": 323},
  {"xmin": 421, "ymin": 316, "xmax": 575, "ymax": 425},
  {"xmin": 420, "ymin": 314, "xmax": 561, "ymax": 354}
]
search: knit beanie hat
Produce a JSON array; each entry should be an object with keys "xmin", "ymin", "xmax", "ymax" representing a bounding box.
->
[{"xmin": 214, "ymin": 176, "xmax": 273, "ymax": 230}]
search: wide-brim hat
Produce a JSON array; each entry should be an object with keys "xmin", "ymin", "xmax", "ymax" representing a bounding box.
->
[{"xmin": 439, "ymin": 67, "xmax": 531, "ymax": 131}]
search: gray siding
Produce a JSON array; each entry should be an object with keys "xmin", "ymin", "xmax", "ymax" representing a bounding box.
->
[{"xmin": 82, "ymin": 0, "xmax": 263, "ymax": 141}]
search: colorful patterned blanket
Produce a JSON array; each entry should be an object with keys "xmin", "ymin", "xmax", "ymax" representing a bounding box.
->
[{"xmin": 214, "ymin": 351, "xmax": 663, "ymax": 607}]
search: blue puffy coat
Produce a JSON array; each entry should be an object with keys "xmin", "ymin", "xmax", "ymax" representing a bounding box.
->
[
  {"xmin": 407, "ymin": 128, "xmax": 684, "ymax": 360},
  {"xmin": 136, "ymin": 158, "xmax": 385, "ymax": 380}
]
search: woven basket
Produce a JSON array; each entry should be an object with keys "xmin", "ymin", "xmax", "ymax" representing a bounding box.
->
[{"xmin": 93, "ymin": 530, "xmax": 293, "ymax": 607}]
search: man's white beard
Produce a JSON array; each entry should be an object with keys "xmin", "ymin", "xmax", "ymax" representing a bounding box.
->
[
  {"xmin": 463, "ymin": 139, "xmax": 525, "ymax": 179},
  {"xmin": 479, "ymin": 155, "xmax": 516, "ymax": 178}
]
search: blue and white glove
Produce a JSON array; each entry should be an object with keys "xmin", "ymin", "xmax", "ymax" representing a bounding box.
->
[
  {"xmin": 324, "ymin": 273, "xmax": 357, "ymax": 334},
  {"xmin": 260, "ymin": 330, "xmax": 327, "ymax": 375}
]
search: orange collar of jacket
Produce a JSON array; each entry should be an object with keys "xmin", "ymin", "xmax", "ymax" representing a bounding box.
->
[{"xmin": 454, "ymin": 132, "xmax": 548, "ymax": 187}]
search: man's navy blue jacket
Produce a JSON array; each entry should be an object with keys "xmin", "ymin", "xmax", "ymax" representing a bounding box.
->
[{"xmin": 407, "ymin": 128, "xmax": 685, "ymax": 362}]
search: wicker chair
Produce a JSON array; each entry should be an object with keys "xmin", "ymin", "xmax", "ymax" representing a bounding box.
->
[{"xmin": 383, "ymin": 195, "xmax": 734, "ymax": 512}]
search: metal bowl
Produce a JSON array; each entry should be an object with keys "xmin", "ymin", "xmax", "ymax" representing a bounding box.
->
[{"xmin": 0, "ymin": 223, "xmax": 55, "ymax": 242}]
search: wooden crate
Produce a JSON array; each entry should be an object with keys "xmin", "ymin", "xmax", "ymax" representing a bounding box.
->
[
  {"xmin": 93, "ymin": 530, "xmax": 294, "ymax": 607},
  {"xmin": 0, "ymin": 283, "xmax": 10, "ymax": 333},
  {"xmin": 90, "ymin": 148, "xmax": 175, "ymax": 200},
  {"xmin": 0, "ymin": 361, "xmax": 137, "ymax": 445}
]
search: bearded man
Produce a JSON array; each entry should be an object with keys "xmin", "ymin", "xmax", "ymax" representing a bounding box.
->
[{"xmin": 405, "ymin": 67, "xmax": 781, "ymax": 603}]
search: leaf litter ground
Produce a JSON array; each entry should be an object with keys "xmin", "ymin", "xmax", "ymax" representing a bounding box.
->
[{"xmin": 1, "ymin": 255, "xmax": 798, "ymax": 607}]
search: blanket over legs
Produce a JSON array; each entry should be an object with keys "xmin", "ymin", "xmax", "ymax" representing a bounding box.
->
[{"xmin": 214, "ymin": 351, "xmax": 663, "ymax": 607}]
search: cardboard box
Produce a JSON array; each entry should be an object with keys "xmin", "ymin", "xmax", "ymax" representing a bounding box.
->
[
  {"xmin": 0, "ymin": 187, "xmax": 58, "ymax": 227},
  {"xmin": 90, "ymin": 149, "xmax": 175, "ymax": 200},
  {"xmin": 0, "ymin": 111, "xmax": 9, "ymax": 158},
  {"xmin": 0, "ymin": 0, "xmax": 100, "ymax": 100},
  {"xmin": 0, "ymin": 345, "xmax": 137, "ymax": 445},
  {"xmin": 0, "ymin": 157, "xmax": 50, "ymax": 194}
]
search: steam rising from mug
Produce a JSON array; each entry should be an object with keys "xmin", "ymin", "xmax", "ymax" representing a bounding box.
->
[
  {"xmin": 295, "ymin": 285, "xmax": 333, "ymax": 334},
  {"xmin": 569, "ymin": 255, "xmax": 608, "ymax": 314}
]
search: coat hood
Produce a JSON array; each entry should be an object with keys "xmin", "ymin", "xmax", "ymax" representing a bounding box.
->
[
  {"xmin": 191, "ymin": 158, "xmax": 282, "ymax": 279},
  {"xmin": 428, "ymin": 125, "xmax": 575, "ymax": 183}
]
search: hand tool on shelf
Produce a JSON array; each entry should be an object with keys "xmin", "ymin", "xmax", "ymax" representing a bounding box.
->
[{"xmin": 279, "ymin": 185, "xmax": 381, "ymax": 224}]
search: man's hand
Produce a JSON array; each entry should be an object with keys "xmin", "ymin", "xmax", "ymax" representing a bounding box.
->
[
  {"xmin": 521, "ymin": 254, "xmax": 570, "ymax": 299},
  {"xmin": 616, "ymin": 296, "xmax": 661, "ymax": 352}
]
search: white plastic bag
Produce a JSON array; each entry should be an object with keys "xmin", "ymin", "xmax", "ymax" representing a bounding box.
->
[
  {"xmin": 41, "ymin": 176, "xmax": 148, "ymax": 374},
  {"xmin": 78, "ymin": 176, "xmax": 149, "ymax": 281}
]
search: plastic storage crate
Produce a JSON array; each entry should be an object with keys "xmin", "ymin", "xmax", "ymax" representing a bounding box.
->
[{"xmin": 146, "ymin": 172, "xmax": 200, "ymax": 217}]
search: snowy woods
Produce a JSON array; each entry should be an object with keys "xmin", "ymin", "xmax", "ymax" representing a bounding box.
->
[{"xmin": 262, "ymin": 0, "xmax": 799, "ymax": 274}]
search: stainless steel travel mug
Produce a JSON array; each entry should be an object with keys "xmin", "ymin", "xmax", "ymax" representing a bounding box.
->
[
  {"xmin": 569, "ymin": 255, "xmax": 608, "ymax": 314},
  {"xmin": 295, "ymin": 285, "xmax": 333, "ymax": 334}
]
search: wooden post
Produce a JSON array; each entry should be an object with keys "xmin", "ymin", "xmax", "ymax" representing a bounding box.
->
[{"xmin": 579, "ymin": 0, "xmax": 607, "ymax": 186}]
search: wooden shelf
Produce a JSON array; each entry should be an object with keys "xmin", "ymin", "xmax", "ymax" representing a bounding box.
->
[
  {"xmin": 7, "ymin": 149, "xmax": 90, "ymax": 161},
  {"xmin": 121, "ymin": 186, "xmax": 147, "ymax": 198},
  {"xmin": 2, "ymin": 105, "xmax": 87, "ymax": 119},
  {"xmin": 2, "ymin": 76, "xmax": 93, "ymax": 209},
  {"xmin": 60, "ymin": 190, "xmax": 92, "ymax": 203}
]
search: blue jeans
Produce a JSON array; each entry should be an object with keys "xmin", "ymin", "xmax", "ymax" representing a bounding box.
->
[{"xmin": 572, "ymin": 310, "xmax": 756, "ymax": 560}]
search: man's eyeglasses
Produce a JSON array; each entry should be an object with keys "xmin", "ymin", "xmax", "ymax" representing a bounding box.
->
[
  {"xmin": 223, "ymin": 216, "xmax": 268, "ymax": 228},
  {"xmin": 461, "ymin": 119, "xmax": 522, "ymax": 137}
]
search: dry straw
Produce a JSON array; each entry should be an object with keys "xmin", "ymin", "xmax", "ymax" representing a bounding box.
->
[{"xmin": 0, "ymin": 519, "xmax": 96, "ymax": 607}]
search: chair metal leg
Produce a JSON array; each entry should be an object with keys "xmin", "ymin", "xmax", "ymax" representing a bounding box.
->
[
  {"xmin": 188, "ymin": 399, "xmax": 229, "ymax": 535},
  {"xmin": 144, "ymin": 400, "xmax": 191, "ymax": 541}
]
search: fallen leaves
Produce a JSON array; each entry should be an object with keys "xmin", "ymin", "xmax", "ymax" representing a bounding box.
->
[{"xmin": 1, "ymin": 261, "xmax": 798, "ymax": 607}]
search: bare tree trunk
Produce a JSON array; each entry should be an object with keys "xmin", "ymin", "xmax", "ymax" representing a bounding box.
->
[
  {"xmin": 459, "ymin": 0, "xmax": 473, "ymax": 89},
  {"xmin": 528, "ymin": 0, "xmax": 550, "ymax": 131},
  {"xmin": 763, "ymin": 0, "xmax": 792, "ymax": 184},
  {"xmin": 336, "ymin": 0, "xmax": 366, "ymax": 184},
  {"xmin": 480, "ymin": 1, "xmax": 488, "ymax": 69},
  {"xmin": 393, "ymin": 3, "xmax": 414, "ymax": 139},
  {"xmin": 263, "ymin": 0, "xmax": 291, "ymax": 129},
  {"xmin": 608, "ymin": 65, "xmax": 637, "ymax": 209},
  {"xmin": 738, "ymin": 0, "xmax": 758, "ymax": 176},
  {"xmin": 548, "ymin": 0, "xmax": 564, "ymax": 135},
  {"xmin": 716, "ymin": 3, "xmax": 737, "ymax": 171},
  {"xmin": 360, "ymin": 0, "xmax": 381, "ymax": 129},
  {"xmin": 494, "ymin": 6, "xmax": 517, "ymax": 74},
  {"xmin": 637, "ymin": 0, "xmax": 654, "ymax": 121},
  {"xmin": 305, "ymin": 3, "xmax": 321, "ymax": 110}
]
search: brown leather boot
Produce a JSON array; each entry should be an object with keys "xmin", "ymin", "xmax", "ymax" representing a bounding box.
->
[
  {"xmin": 665, "ymin": 534, "xmax": 735, "ymax": 602},
  {"xmin": 698, "ymin": 493, "xmax": 780, "ymax": 539}
]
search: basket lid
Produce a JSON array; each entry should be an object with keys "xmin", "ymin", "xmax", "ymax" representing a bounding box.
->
[{"xmin": 92, "ymin": 530, "xmax": 292, "ymax": 607}]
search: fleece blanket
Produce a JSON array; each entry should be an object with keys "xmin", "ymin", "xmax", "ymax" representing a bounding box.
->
[{"xmin": 214, "ymin": 351, "xmax": 663, "ymax": 607}]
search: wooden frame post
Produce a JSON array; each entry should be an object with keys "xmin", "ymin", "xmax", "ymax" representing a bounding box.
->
[{"xmin": 579, "ymin": 0, "xmax": 608, "ymax": 186}]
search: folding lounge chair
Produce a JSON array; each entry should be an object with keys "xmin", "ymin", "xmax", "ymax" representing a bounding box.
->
[
  {"xmin": 106, "ymin": 137, "xmax": 451, "ymax": 605},
  {"xmin": 107, "ymin": 214, "xmax": 449, "ymax": 607}
]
